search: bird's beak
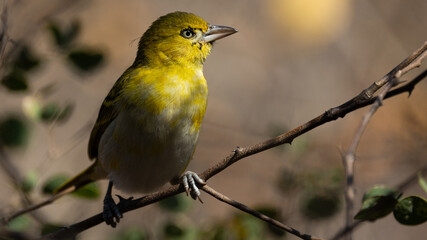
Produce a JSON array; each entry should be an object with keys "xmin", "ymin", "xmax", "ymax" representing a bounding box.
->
[{"xmin": 201, "ymin": 25, "xmax": 238, "ymax": 43}]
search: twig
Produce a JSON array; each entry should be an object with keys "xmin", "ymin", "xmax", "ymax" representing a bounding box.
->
[
  {"xmin": 339, "ymin": 44, "xmax": 427, "ymax": 239},
  {"xmin": 42, "ymin": 47, "xmax": 427, "ymax": 239},
  {"xmin": 201, "ymin": 185, "xmax": 325, "ymax": 240},
  {"xmin": 331, "ymin": 166, "xmax": 427, "ymax": 240},
  {"xmin": 0, "ymin": 147, "xmax": 47, "ymax": 225},
  {"xmin": 341, "ymin": 71, "xmax": 400, "ymax": 240}
]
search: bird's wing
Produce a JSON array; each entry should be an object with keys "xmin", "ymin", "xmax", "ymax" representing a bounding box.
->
[{"xmin": 88, "ymin": 71, "xmax": 130, "ymax": 159}]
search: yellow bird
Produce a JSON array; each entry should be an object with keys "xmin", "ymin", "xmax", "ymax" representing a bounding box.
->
[{"xmin": 55, "ymin": 11, "xmax": 237, "ymax": 227}]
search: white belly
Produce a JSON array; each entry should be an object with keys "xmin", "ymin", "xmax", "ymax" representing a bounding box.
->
[{"xmin": 98, "ymin": 109, "xmax": 199, "ymax": 193}]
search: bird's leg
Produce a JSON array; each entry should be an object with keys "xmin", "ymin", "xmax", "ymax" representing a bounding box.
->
[
  {"xmin": 182, "ymin": 171, "xmax": 205, "ymax": 202},
  {"xmin": 103, "ymin": 181, "xmax": 122, "ymax": 227}
]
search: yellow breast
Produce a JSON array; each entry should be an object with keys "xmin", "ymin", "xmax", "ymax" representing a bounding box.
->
[{"xmin": 122, "ymin": 64, "xmax": 208, "ymax": 134}]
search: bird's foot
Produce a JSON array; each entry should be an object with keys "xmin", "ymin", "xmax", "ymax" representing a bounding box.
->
[
  {"xmin": 182, "ymin": 171, "xmax": 205, "ymax": 202},
  {"xmin": 103, "ymin": 194, "xmax": 123, "ymax": 228}
]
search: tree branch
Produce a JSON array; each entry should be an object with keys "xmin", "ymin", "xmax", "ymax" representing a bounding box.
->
[
  {"xmin": 331, "ymin": 165, "xmax": 427, "ymax": 240},
  {"xmin": 42, "ymin": 39, "xmax": 427, "ymax": 239},
  {"xmin": 201, "ymin": 185, "xmax": 325, "ymax": 240}
]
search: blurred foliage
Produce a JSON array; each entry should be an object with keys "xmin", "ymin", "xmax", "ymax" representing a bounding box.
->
[
  {"xmin": 48, "ymin": 20, "xmax": 80, "ymax": 50},
  {"xmin": 299, "ymin": 169, "xmax": 344, "ymax": 219},
  {"xmin": 6, "ymin": 215, "xmax": 31, "ymax": 232},
  {"xmin": 159, "ymin": 194, "xmax": 193, "ymax": 213},
  {"xmin": 21, "ymin": 169, "xmax": 39, "ymax": 193},
  {"xmin": 42, "ymin": 174, "xmax": 100, "ymax": 199},
  {"xmin": 40, "ymin": 102, "xmax": 74, "ymax": 123},
  {"xmin": 419, "ymin": 172, "xmax": 427, "ymax": 194},
  {"xmin": 41, "ymin": 223, "xmax": 75, "ymax": 240},
  {"xmin": 110, "ymin": 227, "xmax": 149, "ymax": 240},
  {"xmin": 1, "ymin": 69, "xmax": 28, "ymax": 91},
  {"xmin": 163, "ymin": 218, "xmax": 197, "ymax": 240},
  {"xmin": 0, "ymin": 115, "xmax": 30, "ymax": 147},
  {"xmin": 42, "ymin": 174, "xmax": 69, "ymax": 194},
  {"xmin": 68, "ymin": 48, "xmax": 104, "ymax": 72}
]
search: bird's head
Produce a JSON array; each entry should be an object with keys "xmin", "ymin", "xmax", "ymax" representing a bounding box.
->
[{"xmin": 135, "ymin": 11, "xmax": 237, "ymax": 67}]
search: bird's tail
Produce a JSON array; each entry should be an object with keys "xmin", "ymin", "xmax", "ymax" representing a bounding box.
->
[{"xmin": 54, "ymin": 160, "xmax": 107, "ymax": 195}]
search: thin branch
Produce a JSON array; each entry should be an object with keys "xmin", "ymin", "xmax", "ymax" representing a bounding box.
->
[
  {"xmin": 331, "ymin": 165, "xmax": 427, "ymax": 240},
  {"xmin": 42, "ymin": 45, "xmax": 427, "ymax": 239},
  {"xmin": 338, "ymin": 46, "xmax": 427, "ymax": 239},
  {"xmin": 0, "ymin": 147, "xmax": 47, "ymax": 225},
  {"xmin": 341, "ymin": 70, "xmax": 400, "ymax": 240},
  {"xmin": 201, "ymin": 185, "xmax": 325, "ymax": 240}
]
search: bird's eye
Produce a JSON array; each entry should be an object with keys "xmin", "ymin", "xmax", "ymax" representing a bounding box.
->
[{"xmin": 180, "ymin": 28, "xmax": 195, "ymax": 39}]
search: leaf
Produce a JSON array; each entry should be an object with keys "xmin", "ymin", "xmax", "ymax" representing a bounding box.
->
[
  {"xmin": 301, "ymin": 192, "xmax": 340, "ymax": 219},
  {"xmin": 14, "ymin": 46, "xmax": 40, "ymax": 71},
  {"xmin": 418, "ymin": 172, "xmax": 427, "ymax": 194},
  {"xmin": 21, "ymin": 169, "xmax": 38, "ymax": 193},
  {"xmin": 159, "ymin": 194, "xmax": 192, "ymax": 213},
  {"xmin": 0, "ymin": 116, "xmax": 30, "ymax": 147},
  {"xmin": 354, "ymin": 186, "xmax": 401, "ymax": 221},
  {"xmin": 7, "ymin": 215, "xmax": 31, "ymax": 232},
  {"xmin": 72, "ymin": 182, "xmax": 100, "ymax": 199},
  {"xmin": 48, "ymin": 20, "xmax": 80, "ymax": 49},
  {"xmin": 112, "ymin": 227, "xmax": 148, "ymax": 240},
  {"xmin": 255, "ymin": 206, "xmax": 285, "ymax": 237},
  {"xmin": 68, "ymin": 49, "xmax": 104, "ymax": 72},
  {"xmin": 42, "ymin": 175, "xmax": 68, "ymax": 194},
  {"xmin": 40, "ymin": 103, "xmax": 62, "ymax": 122},
  {"xmin": 393, "ymin": 196, "xmax": 427, "ymax": 225},
  {"xmin": 361, "ymin": 185, "xmax": 400, "ymax": 202},
  {"xmin": 40, "ymin": 102, "xmax": 74, "ymax": 123},
  {"xmin": 1, "ymin": 70, "xmax": 28, "ymax": 91}
]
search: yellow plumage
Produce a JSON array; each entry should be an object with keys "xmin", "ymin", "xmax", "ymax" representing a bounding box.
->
[{"xmin": 55, "ymin": 11, "xmax": 236, "ymax": 226}]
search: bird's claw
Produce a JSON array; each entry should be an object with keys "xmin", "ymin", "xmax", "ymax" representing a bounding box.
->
[
  {"xmin": 103, "ymin": 194, "xmax": 123, "ymax": 228},
  {"xmin": 182, "ymin": 171, "xmax": 205, "ymax": 202}
]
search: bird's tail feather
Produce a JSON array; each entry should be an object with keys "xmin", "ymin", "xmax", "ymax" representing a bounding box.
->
[{"xmin": 54, "ymin": 160, "xmax": 107, "ymax": 195}]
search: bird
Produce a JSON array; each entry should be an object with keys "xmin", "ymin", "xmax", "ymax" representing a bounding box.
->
[{"xmin": 54, "ymin": 11, "xmax": 237, "ymax": 227}]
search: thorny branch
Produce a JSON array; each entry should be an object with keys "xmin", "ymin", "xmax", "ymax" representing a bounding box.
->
[
  {"xmin": 41, "ymin": 41, "xmax": 427, "ymax": 239},
  {"xmin": 201, "ymin": 185, "xmax": 325, "ymax": 240},
  {"xmin": 340, "ymin": 42, "xmax": 427, "ymax": 240}
]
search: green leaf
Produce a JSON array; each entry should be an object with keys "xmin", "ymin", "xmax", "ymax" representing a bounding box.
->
[
  {"xmin": 0, "ymin": 116, "xmax": 30, "ymax": 147},
  {"xmin": 14, "ymin": 46, "xmax": 40, "ymax": 71},
  {"xmin": 361, "ymin": 185, "xmax": 400, "ymax": 202},
  {"xmin": 255, "ymin": 206, "xmax": 285, "ymax": 237},
  {"xmin": 42, "ymin": 175, "xmax": 68, "ymax": 194},
  {"xmin": 159, "ymin": 194, "xmax": 192, "ymax": 213},
  {"xmin": 40, "ymin": 103, "xmax": 62, "ymax": 122},
  {"xmin": 276, "ymin": 168, "xmax": 298, "ymax": 193},
  {"xmin": 7, "ymin": 215, "xmax": 31, "ymax": 232},
  {"xmin": 232, "ymin": 213, "xmax": 264, "ymax": 240},
  {"xmin": 301, "ymin": 192, "xmax": 340, "ymax": 219},
  {"xmin": 72, "ymin": 182, "xmax": 100, "ymax": 199},
  {"xmin": 418, "ymin": 172, "xmax": 427, "ymax": 194},
  {"xmin": 1, "ymin": 70, "xmax": 28, "ymax": 91},
  {"xmin": 68, "ymin": 49, "xmax": 104, "ymax": 72},
  {"xmin": 21, "ymin": 169, "xmax": 38, "ymax": 193},
  {"xmin": 393, "ymin": 196, "xmax": 427, "ymax": 225},
  {"xmin": 110, "ymin": 227, "xmax": 148, "ymax": 240},
  {"xmin": 354, "ymin": 186, "xmax": 401, "ymax": 221},
  {"xmin": 40, "ymin": 102, "xmax": 74, "ymax": 123},
  {"xmin": 48, "ymin": 20, "xmax": 80, "ymax": 49}
]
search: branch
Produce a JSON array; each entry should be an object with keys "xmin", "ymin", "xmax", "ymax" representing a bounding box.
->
[
  {"xmin": 331, "ymin": 165, "xmax": 427, "ymax": 240},
  {"xmin": 201, "ymin": 185, "xmax": 325, "ymax": 240},
  {"xmin": 42, "ymin": 40, "xmax": 427, "ymax": 239},
  {"xmin": 339, "ymin": 42, "xmax": 427, "ymax": 240}
]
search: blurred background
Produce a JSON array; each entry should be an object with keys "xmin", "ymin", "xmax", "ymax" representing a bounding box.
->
[{"xmin": 0, "ymin": 0, "xmax": 426, "ymax": 239}]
